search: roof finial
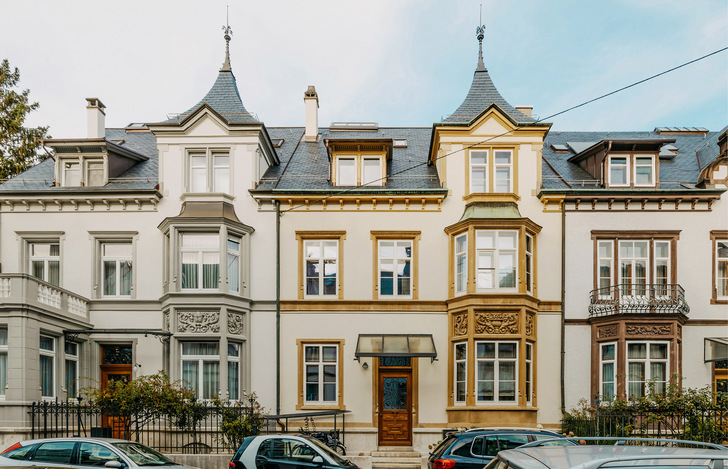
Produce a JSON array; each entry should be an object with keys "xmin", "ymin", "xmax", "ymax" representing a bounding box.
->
[
  {"xmin": 476, "ymin": 4, "xmax": 486, "ymax": 71},
  {"xmin": 221, "ymin": 6, "xmax": 233, "ymax": 72}
]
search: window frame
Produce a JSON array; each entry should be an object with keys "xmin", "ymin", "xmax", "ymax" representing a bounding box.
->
[
  {"xmin": 58, "ymin": 156, "xmax": 106, "ymax": 187},
  {"xmin": 712, "ymin": 231, "xmax": 728, "ymax": 304},
  {"xmin": 29, "ymin": 242, "xmax": 61, "ymax": 286},
  {"xmin": 454, "ymin": 342, "xmax": 467, "ymax": 405},
  {"xmin": 180, "ymin": 341, "xmax": 222, "ymax": 400},
  {"xmin": 90, "ymin": 232, "xmax": 138, "ymax": 300},
  {"xmin": 180, "ymin": 233, "xmax": 221, "ymax": 291},
  {"xmin": 493, "ymin": 149, "xmax": 513, "ymax": 193},
  {"xmin": 296, "ymin": 232, "xmax": 346, "ymax": 300},
  {"xmin": 454, "ymin": 233, "xmax": 468, "ymax": 295},
  {"xmin": 297, "ymin": 339, "xmax": 345, "ymax": 410},
  {"xmin": 475, "ymin": 340, "xmax": 519, "ymax": 405},
  {"xmin": 599, "ymin": 342, "xmax": 617, "ymax": 401},
  {"xmin": 0, "ymin": 327, "xmax": 7, "ymax": 400},
  {"xmin": 371, "ymin": 231, "xmax": 420, "ymax": 300},
  {"xmin": 40, "ymin": 335, "xmax": 56, "ymax": 400},
  {"xmin": 633, "ymin": 155, "xmax": 656, "ymax": 187},
  {"xmin": 64, "ymin": 341, "xmax": 79, "ymax": 399},
  {"xmin": 525, "ymin": 234, "xmax": 533, "ymax": 294},
  {"xmin": 626, "ymin": 340, "xmax": 669, "ymax": 399},
  {"xmin": 333, "ymin": 152, "xmax": 385, "ymax": 187},
  {"xmin": 101, "ymin": 242, "xmax": 133, "ymax": 298},
  {"xmin": 608, "ymin": 155, "xmax": 630, "ymax": 187},
  {"xmin": 469, "ymin": 149, "xmax": 488, "ymax": 193},
  {"xmin": 525, "ymin": 342, "xmax": 533, "ymax": 405},
  {"xmin": 227, "ymin": 342, "xmax": 241, "ymax": 401},
  {"xmin": 185, "ymin": 148, "xmax": 232, "ymax": 194},
  {"xmin": 475, "ymin": 230, "xmax": 519, "ymax": 292}
]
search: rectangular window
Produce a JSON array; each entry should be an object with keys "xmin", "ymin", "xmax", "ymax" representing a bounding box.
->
[
  {"xmin": 454, "ymin": 342, "xmax": 467, "ymax": 404},
  {"xmin": 181, "ymin": 234, "xmax": 220, "ymax": 290},
  {"xmin": 455, "ymin": 234, "xmax": 468, "ymax": 294},
  {"xmin": 598, "ymin": 241, "xmax": 614, "ymax": 295},
  {"xmin": 304, "ymin": 240, "xmax": 338, "ymax": 297},
  {"xmin": 494, "ymin": 150, "xmax": 512, "ymax": 193},
  {"xmin": 525, "ymin": 234, "xmax": 533, "ymax": 294},
  {"xmin": 634, "ymin": 156, "xmax": 655, "ymax": 186},
  {"xmin": 619, "ymin": 241, "xmax": 648, "ymax": 297},
  {"xmin": 0, "ymin": 328, "xmax": 7, "ymax": 398},
  {"xmin": 336, "ymin": 157, "xmax": 357, "ymax": 186},
  {"xmin": 304, "ymin": 344, "xmax": 338, "ymax": 404},
  {"xmin": 476, "ymin": 341, "xmax": 517, "ymax": 403},
  {"xmin": 525, "ymin": 343, "xmax": 533, "ymax": 405},
  {"xmin": 362, "ymin": 158, "xmax": 381, "ymax": 186},
  {"xmin": 627, "ymin": 341, "xmax": 668, "ymax": 398},
  {"xmin": 181, "ymin": 342, "xmax": 220, "ymax": 400},
  {"xmin": 227, "ymin": 237, "xmax": 241, "ymax": 293},
  {"xmin": 600, "ymin": 343, "xmax": 616, "ymax": 400},
  {"xmin": 476, "ymin": 230, "xmax": 517, "ymax": 290},
  {"xmin": 63, "ymin": 161, "xmax": 81, "ymax": 187},
  {"xmin": 717, "ymin": 239, "xmax": 728, "ymax": 300},
  {"xmin": 86, "ymin": 161, "xmax": 105, "ymax": 187},
  {"xmin": 470, "ymin": 150, "xmax": 488, "ymax": 193},
  {"xmin": 30, "ymin": 243, "xmax": 60, "ymax": 286},
  {"xmin": 64, "ymin": 342, "xmax": 78, "ymax": 399},
  {"xmin": 609, "ymin": 156, "xmax": 629, "ymax": 186},
  {"xmin": 379, "ymin": 240, "xmax": 412, "ymax": 297},
  {"xmin": 228, "ymin": 343, "xmax": 240, "ymax": 401},
  {"xmin": 654, "ymin": 241, "xmax": 670, "ymax": 297},
  {"xmin": 187, "ymin": 149, "xmax": 231, "ymax": 193},
  {"xmin": 40, "ymin": 336, "xmax": 55, "ymax": 399},
  {"xmin": 101, "ymin": 243, "xmax": 132, "ymax": 297}
]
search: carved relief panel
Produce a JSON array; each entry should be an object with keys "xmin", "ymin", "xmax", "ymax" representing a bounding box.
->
[
  {"xmin": 453, "ymin": 313, "xmax": 468, "ymax": 336},
  {"xmin": 177, "ymin": 311, "xmax": 220, "ymax": 333},
  {"xmin": 475, "ymin": 311, "xmax": 518, "ymax": 334},
  {"xmin": 228, "ymin": 312, "xmax": 245, "ymax": 335}
]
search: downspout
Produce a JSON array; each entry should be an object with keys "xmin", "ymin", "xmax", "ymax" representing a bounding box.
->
[
  {"xmin": 276, "ymin": 199, "xmax": 281, "ymax": 415},
  {"xmin": 560, "ymin": 199, "xmax": 566, "ymax": 413}
]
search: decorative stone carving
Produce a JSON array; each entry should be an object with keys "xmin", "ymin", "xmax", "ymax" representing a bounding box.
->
[
  {"xmin": 228, "ymin": 312, "xmax": 245, "ymax": 335},
  {"xmin": 163, "ymin": 311, "xmax": 170, "ymax": 331},
  {"xmin": 626, "ymin": 324, "xmax": 671, "ymax": 336},
  {"xmin": 525, "ymin": 313, "xmax": 535, "ymax": 337},
  {"xmin": 475, "ymin": 312, "xmax": 518, "ymax": 334},
  {"xmin": 598, "ymin": 324, "xmax": 618, "ymax": 338},
  {"xmin": 178, "ymin": 311, "xmax": 220, "ymax": 333},
  {"xmin": 453, "ymin": 313, "xmax": 468, "ymax": 336}
]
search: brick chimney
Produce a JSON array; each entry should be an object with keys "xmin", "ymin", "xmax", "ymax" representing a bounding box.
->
[
  {"xmin": 304, "ymin": 86, "xmax": 318, "ymax": 142},
  {"xmin": 515, "ymin": 105, "xmax": 533, "ymax": 118},
  {"xmin": 86, "ymin": 98, "xmax": 106, "ymax": 138}
]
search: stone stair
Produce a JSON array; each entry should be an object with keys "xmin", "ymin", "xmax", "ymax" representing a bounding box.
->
[{"xmin": 371, "ymin": 447, "xmax": 424, "ymax": 469}]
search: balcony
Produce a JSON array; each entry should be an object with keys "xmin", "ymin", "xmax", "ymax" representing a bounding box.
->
[
  {"xmin": 0, "ymin": 274, "xmax": 90, "ymax": 323},
  {"xmin": 588, "ymin": 283, "xmax": 689, "ymax": 318}
]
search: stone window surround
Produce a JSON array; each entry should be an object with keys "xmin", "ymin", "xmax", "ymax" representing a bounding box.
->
[
  {"xmin": 89, "ymin": 231, "xmax": 138, "ymax": 300},
  {"xmin": 296, "ymin": 338, "xmax": 345, "ymax": 411},
  {"xmin": 17, "ymin": 232, "xmax": 65, "ymax": 288},
  {"xmin": 370, "ymin": 231, "xmax": 420, "ymax": 300},
  {"xmin": 295, "ymin": 231, "xmax": 346, "ymax": 300},
  {"xmin": 465, "ymin": 146, "xmax": 519, "ymax": 197},
  {"xmin": 184, "ymin": 147, "xmax": 233, "ymax": 195}
]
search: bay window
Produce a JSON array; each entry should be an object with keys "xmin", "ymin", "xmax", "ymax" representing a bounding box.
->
[
  {"xmin": 181, "ymin": 342, "xmax": 220, "ymax": 400},
  {"xmin": 525, "ymin": 234, "xmax": 533, "ymax": 294},
  {"xmin": 455, "ymin": 234, "xmax": 467, "ymax": 294},
  {"xmin": 228, "ymin": 343, "xmax": 240, "ymax": 400},
  {"xmin": 525, "ymin": 343, "xmax": 533, "ymax": 405},
  {"xmin": 227, "ymin": 237, "xmax": 241, "ymax": 293},
  {"xmin": 600, "ymin": 343, "xmax": 616, "ymax": 400},
  {"xmin": 0, "ymin": 328, "xmax": 6, "ymax": 398},
  {"xmin": 476, "ymin": 341, "xmax": 517, "ymax": 403},
  {"xmin": 454, "ymin": 342, "xmax": 467, "ymax": 404},
  {"xmin": 476, "ymin": 230, "xmax": 517, "ymax": 290},
  {"xmin": 40, "ymin": 336, "xmax": 55, "ymax": 399},
  {"xmin": 627, "ymin": 341, "xmax": 668, "ymax": 398},
  {"xmin": 181, "ymin": 234, "xmax": 219, "ymax": 290}
]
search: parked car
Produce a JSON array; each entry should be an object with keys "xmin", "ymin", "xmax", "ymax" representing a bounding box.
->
[
  {"xmin": 483, "ymin": 438, "xmax": 728, "ymax": 469},
  {"xmin": 0, "ymin": 438, "xmax": 198, "ymax": 469},
  {"xmin": 428, "ymin": 428, "xmax": 571, "ymax": 469},
  {"xmin": 230, "ymin": 434, "xmax": 358, "ymax": 469}
]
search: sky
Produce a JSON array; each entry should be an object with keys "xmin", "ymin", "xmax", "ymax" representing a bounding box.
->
[{"xmin": 2, "ymin": 0, "xmax": 727, "ymax": 138}]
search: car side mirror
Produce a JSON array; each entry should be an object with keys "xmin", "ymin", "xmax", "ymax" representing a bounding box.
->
[
  {"xmin": 312, "ymin": 456, "xmax": 324, "ymax": 465},
  {"xmin": 105, "ymin": 462, "xmax": 122, "ymax": 468}
]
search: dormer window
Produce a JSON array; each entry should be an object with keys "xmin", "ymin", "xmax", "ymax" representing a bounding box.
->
[
  {"xmin": 608, "ymin": 156, "xmax": 628, "ymax": 186},
  {"xmin": 468, "ymin": 148, "xmax": 514, "ymax": 194},
  {"xmin": 607, "ymin": 154, "xmax": 656, "ymax": 188},
  {"xmin": 188, "ymin": 149, "xmax": 230, "ymax": 193},
  {"xmin": 328, "ymin": 141, "xmax": 390, "ymax": 187},
  {"xmin": 634, "ymin": 156, "xmax": 655, "ymax": 186},
  {"xmin": 60, "ymin": 157, "xmax": 106, "ymax": 187}
]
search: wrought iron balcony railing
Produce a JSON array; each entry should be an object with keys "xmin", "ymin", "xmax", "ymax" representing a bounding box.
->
[{"xmin": 588, "ymin": 283, "xmax": 689, "ymax": 318}]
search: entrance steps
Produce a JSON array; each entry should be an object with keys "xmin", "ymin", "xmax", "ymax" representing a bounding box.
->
[{"xmin": 371, "ymin": 447, "xmax": 423, "ymax": 469}]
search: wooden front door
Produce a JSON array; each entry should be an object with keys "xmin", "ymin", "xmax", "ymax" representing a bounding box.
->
[
  {"xmin": 100, "ymin": 345, "xmax": 133, "ymax": 439},
  {"xmin": 378, "ymin": 362, "xmax": 412, "ymax": 446}
]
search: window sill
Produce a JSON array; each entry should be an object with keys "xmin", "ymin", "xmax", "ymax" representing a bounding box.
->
[
  {"xmin": 180, "ymin": 192, "xmax": 235, "ymax": 203},
  {"xmin": 463, "ymin": 193, "xmax": 520, "ymax": 205},
  {"xmin": 711, "ymin": 298, "xmax": 728, "ymax": 305},
  {"xmin": 296, "ymin": 404, "xmax": 346, "ymax": 411},
  {"xmin": 446, "ymin": 405, "xmax": 537, "ymax": 411}
]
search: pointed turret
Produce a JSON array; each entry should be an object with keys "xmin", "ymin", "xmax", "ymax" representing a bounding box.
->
[{"xmin": 442, "ymin": 26, "xmax": 536, "ymax": 126}]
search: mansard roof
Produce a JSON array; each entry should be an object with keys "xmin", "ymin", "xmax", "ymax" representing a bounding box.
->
[{"xmin": 159, "ymin": 70, "xmax": 259, "ymax": 125}]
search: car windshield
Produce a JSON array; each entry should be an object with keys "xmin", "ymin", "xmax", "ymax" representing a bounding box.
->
[
  {"xmin": 303, "ymin": 437, "xmax": 352, "ymax": 466},
  {"xmin": 112, "ymin": 443, "xmax": 176, "ymax": 466}
]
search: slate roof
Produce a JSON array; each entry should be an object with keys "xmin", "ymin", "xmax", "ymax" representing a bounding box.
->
[
  {"xmin": 696, "ymin": 125, "xmax": 727, "ymax": 172},
  {"xmin": 541, "ymin": 131, "xmax": 721, "ymax": 191},
  {"xmin": 159, "ymin": 70, "xmax": 258, "ymax": 125},
  {"xmin": 441, "ymin": 61, "xmax": 538, "ymax": 126},
  {"xmin": 257, "ymin": 127, "xmax": 444, "ymax": 193},
  {"xmin": 0, "ymin": 128, "xmax": 158, "ymax": 192}
]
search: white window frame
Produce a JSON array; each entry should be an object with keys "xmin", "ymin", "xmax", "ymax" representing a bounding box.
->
[
  {"xmin": 29, "ymin": 242, "xmax": 61, "ymax": 286},
  {"xmin": 619, "ymin": 240, "xmax": 649, "ymax": 298},
  {"xmin": 525, "ymin": 342, "xmax": 533, "ymax": 405},
  {"xmin": 454, "ymin": 342, "xmax": 467, "ymax": 405},
  {"xmin": 64, "ymin": 342, "xmax": 79, "ymax": 399},
  {"xmin": 608, "ymin": 155, "xmax": 630, "ymax": 187},
  {"xmin": 336, "ymin": 156, "xmax": 357, "ymax": 186},
  {"xmin": 40, "ymin": 335, "xmax": 56, "ymax": 400},
  {"xmin": 597, "ymin": 240, "xmax": 614, "ymax": 298},
  {"xmin": 180, "ymin": 341, "xmax": 221, "ymax": 400},
  {"xmin": 227, "ymin": 343, "xmax": 240, "ymax": 401},
  {"xmin": 633, "ymin": 155, "xmax": 655, "ymax": 187},
  {"xmin": 525, "ymin": 234, "xmax": 533, "ymax": 294},
  {"xmin": 62, "ymin": 159, "xmax": 81, "ymax": 187},
  {"xmin": 626, "ymin": 341, "xmax": 669, "ymax": 399},
  {"xmin": 304, "ymin": 240, "xmax": 338, "ymax": 298},
  {"xmin": 227, "ymin": 236, "xmax": 241, "ymax": 293},
  {"xmin": 378, "ymin": 240, "xmax": 412, "ymax": 298},
  {"xmin": 600, "ymin": 342, "xmax": 617, "ymax": 401},
  {"xmin": 455, "ymin": 234, "xmax": 468, "ymax": 294},
  {"xmin": 362, "ymin": 157, "xmax": 382, "ymax": 186},
  {"xmin": 59, "ymin": 157, "xmax": 105, "ymax": 187},
  {"xmin": 303, "ymin": 344, "xmax": 339, "ymax": 404},
  {"xmin": 475, "ymin": 341, "xmax": 518, "ymax": 404},
  {"xmin": 0, "ymin": 328, "xmax": 7, "ymax": 400},
  {"xmin": 493, "ymin": 150, "xmax": 513, "ymax": 193},
  {"xmin": 101, "ymin": 242, "xmax": 133, "ymax": 298},
  {"xmin": 716, "ymin": 239, "xmax": 728, "ymax": 300},
  {"xmin": 180, "ymin": 233, "xmax": 220, "ymax": 291},
  {"xmin": 654, "ymin": 241, "xmax": 670, "ymax": 297},
  {"xmin": 469, "ymin": 150, "xmax": 488, "ymax": 193},
  {"xmin": 186, "ymin": 148, "xmax": 231, "ymax": 194},
  {"xmin": 475, "ymin": 230, "xmax": 518, "ymax": 291}
]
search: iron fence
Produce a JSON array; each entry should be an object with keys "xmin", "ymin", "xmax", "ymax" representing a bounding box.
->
[
  {"xmin": 562, "ymin": 406, "xmax": 728, "ymax": 445},
  {"xmin": 588, "ymin": 283, "xmax": 689, "ymax": 317}
]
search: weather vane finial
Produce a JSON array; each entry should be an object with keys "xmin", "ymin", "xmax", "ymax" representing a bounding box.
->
[
  {"xmin": 221, "ymin": 5, "xmax": 233, "ymax": 72},
  {"xmin": 476, "ymin": 4, "xmax": 486, "ymax": 71}
]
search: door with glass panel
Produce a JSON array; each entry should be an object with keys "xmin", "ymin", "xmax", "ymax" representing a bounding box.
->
[
  {"xmin": 377, "ymin": 358, "xmax": 412, "ymax": 446},
  {"xmin": 618, "ymin": 241, "xmax": 649, "ymax": 305},
  {"xmin": 100, "ymin": 345, "xmax": 133, "ymax": 438}
]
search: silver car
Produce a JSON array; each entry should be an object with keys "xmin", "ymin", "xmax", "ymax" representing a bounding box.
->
[{"xmin": 0, "ymin": 438, "xmax": 198, "ymax": 469}]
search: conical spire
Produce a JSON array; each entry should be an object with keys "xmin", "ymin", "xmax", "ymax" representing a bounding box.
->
[
  {"xmin": 221, "ymin": 16, "xmax": 233, "ymax": 72},
  {"xmin": 476, "ymin": 25, "xmax": 486, "ymax": 71}
]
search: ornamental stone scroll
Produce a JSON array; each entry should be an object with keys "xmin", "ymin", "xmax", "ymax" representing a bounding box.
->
[
  {"xmin": 625, "ymin": 324, "xmax": 672, "ymax": 336},
  {"xmin": 453, "ymin": 313, "xmax": 468, "ymax": 336},
  {"xmin": 475, "ymin": 312, "xmax": 518, "ymax": 334},
  {"xmin": 228, "ymin": 312, "xmax": 245, "ymax": 335},
  {"xmin": 177, "ymin": 311, "xmax": 220, "ymax": 333}
]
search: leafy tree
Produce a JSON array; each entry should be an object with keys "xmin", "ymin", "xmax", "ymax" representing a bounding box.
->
[
  {"xmin": 0, "ymin": 59, "xmax": 50, "ymax": 180},
  {"xmin": 211, "ymin": 393, "xmax": 267, "ymax": 451}
]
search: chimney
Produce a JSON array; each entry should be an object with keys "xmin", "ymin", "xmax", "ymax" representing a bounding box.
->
[
  {"xmin": 304, "ymin": 86, "xmax": 318, "ymax": 142},
  {"xmin": 86, "ymin": 98, "xmax": 106, "ymax": 138},
  {"xmin": 515, "ymin": 105, "xmax": 533, "ymax": 118}
]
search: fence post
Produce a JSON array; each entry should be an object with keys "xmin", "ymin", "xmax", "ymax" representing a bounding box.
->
[
  {"xmin": 42, "ymin": 401, "xmax": 49, "ymax": 439},
  {"xmin": 595, "ymin": 398, "xmax": 601, "ymax": 438}
]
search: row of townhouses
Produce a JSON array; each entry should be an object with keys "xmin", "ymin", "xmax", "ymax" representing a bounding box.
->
[{"xmin": 0, "ymin": 30, "xmax": 726, "ymax": 452}]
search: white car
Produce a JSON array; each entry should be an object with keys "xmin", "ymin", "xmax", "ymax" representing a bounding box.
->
[
  {"xmin": 0, "ymin": 438, "xmax": 199, "ymax": 469},
  {"xmin": 230, "ymin": 434, "xmax": 357, "ymax": 469}
]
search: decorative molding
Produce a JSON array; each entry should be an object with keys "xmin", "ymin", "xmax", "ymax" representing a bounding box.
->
[
  {"xmin": 453, "ymin": 313, "xmax": 468, "ymax": 336},
  {"xmin": 163, "ymin": 311, "xmax": 170, "ymax": 332},
  {"xmin": 625, "ymin": 324, "xmax": 671, "ymax": 336},
  {"xmin": 597, "ymin": 324, "xmax": 618, "ymax": 338},
  {"xmin": 177, "ymin": 311, "xmax": 220, "ymax": 333},
  {"xmin": 525, "ymin": 313, "xmax": 535, "ymax": 337},
  {"xmin": 475, "ymin": 312, "xmax": 518, "ymax": 334},
  {"xmin": 228, "ymin": 312, "xmax": 245, "ymax": 335}
]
